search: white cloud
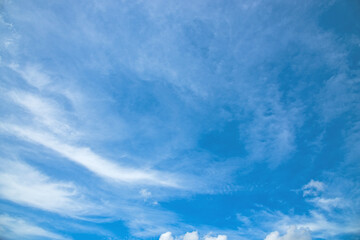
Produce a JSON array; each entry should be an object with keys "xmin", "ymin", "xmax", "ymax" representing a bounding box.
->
[
  {"xmin": 1, "ymin": 124, "xmax": 179, "ymax": 187},
  {"xmin": 259, "ymin": 205, "xmax": 360, "ymax": 239},
  {"xmin": 302, "ymin": 180, "xmax": 324, "ymax": 197},
  {"xmin": 0, "ymin": 159, "xmax": 95, "ymax": 217},
  {"xmin": 265, "ymin": 226, "xmax": 311, "ymax": 240},
  {"xmin": 7, "ymin": 90, "xmax": 74, "ymax": 137},
  {"xmin": 308, "ymin": 197, "xmax": 343, "ymax": 211},
  {"xmin": 160, "ymin": 231, "xmax": 174, "ymax": 240},
  {"xmin": 0, "ymin": 214, "xmax": 67, "ymax": 240},
  {"xmin": 295, "ymin": 211, "xmax": 360, "ymax": 237},
  {"xmin": 302, "ymin": 180, "xmax": 346, "ymax": 211},
  {"xmin": 183, "ymin": 231, "xmax": 199, "ymax": 240},
  {"xmin": 9, "ymin": 64, "xmax": 51, "ymax": 89}
]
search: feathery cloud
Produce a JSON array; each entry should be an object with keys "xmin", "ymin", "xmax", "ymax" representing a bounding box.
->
[
  {"xmin": 0, "ymin": 214, "xmax": 67, "ymax": 240},
  {"xmin": 0, "ymin": 159, "xmax": 96, "ymax": 217}
]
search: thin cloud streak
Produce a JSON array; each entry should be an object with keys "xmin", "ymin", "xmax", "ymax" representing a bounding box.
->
[
  {"xmin": 1, "ymin": 124, "xmax": 180, "ymax": 187},
  {"xmin": 0, "ymin": 214, "xmax": 67, "ymax": 240}
]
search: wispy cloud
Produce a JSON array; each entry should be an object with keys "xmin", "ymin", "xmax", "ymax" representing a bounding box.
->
[
  {"xmin": 8, "ymin": 63, "xmax": 51, "ymax": 89},
  {"xmin": 7, "ymin": 90, "xmax": 74, "ymax": 137},
  {"xmin": 0, "ymin": 214, "xmax": 67, "ymax": 240},
  {"xmin": 259, "ymin": 179, "xmax": 360, "ymax": 239},
  {"xmin": 302, "ymin": 180, "xmax": 324, "ymax": 197},
  {"xmin": 2, "ymin": 124, "xmax": 179, "ymax": 187},
  {"xmin": 0, "ymin": 159, "xmax": 97, "ymax": 217}
]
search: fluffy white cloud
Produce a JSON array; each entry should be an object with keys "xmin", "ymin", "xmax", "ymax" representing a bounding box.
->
[
  {"xmin": 265, "ymin": 226, "xmax": 311, "ymax": 240},
  {"xmin": 184, "ymin": 231, "xmax": 199, "ymax": 240},
  {"xmin": 160, "ymin": 231, "xmax": 174, "ymax": 240}
]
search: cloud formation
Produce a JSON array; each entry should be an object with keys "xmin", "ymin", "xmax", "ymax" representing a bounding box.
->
[
  {"xmin": 0, "ymin": 159, "xmax": 96, "ymax": 217},
  {"xmin": 158, "ymin": 231, "xmax": 227, "ymax": 240},
  {"xmin": 265, "ymin": 226, "xmax": 311, "ymax": 240},
  {"xmin": 302, "ymin": 180, "xmax": 325, "ymax": 197},
  {"xmin": 160, "ymin": 232, "xmax": 174, "ymax": 240},
  {"xmin": 3, "ymin": 124, "xmax": 178, "ymax": 186},
  {"xmin": 184, "ymin": 231, "xmax": 199, "ymax": 240},
  {"xmin": 0, "ymin": 214, "xmax": 67, "ymax": 240}
]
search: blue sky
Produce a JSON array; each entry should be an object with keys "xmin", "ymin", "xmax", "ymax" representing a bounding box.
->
[{"xmin": 0, "ymin": 0, "xmax": 359, "ymax": 239}]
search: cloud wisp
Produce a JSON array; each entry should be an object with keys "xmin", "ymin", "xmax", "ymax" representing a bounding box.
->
[
  {"xmin": 2, "ymin": 124, "xmax": 179, "ymax": 187},
  {"xmin": 0, "ymin": 214, "xmax": 67, "ymax": 240},
  {"xmin": 0, "ymin": 159, "xmax": 98, "ymax": 217}
]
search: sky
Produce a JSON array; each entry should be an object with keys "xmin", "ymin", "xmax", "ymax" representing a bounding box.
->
[{"xmin": 0, "ymin": 0, "xmax": 359, "ymax": 239}]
